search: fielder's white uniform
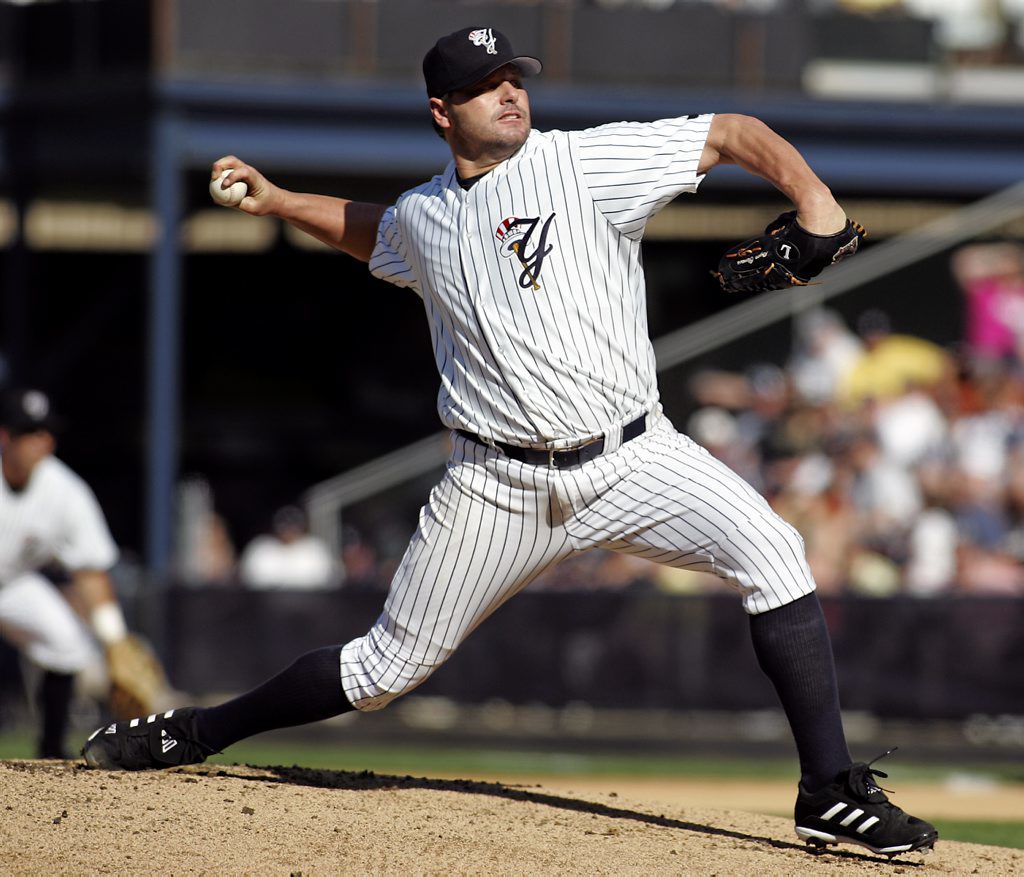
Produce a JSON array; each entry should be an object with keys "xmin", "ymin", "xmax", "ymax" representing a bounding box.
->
[
  {"xmin": 0, "ymin": 455, "xmax": 118, "ymax": 673},
  {"xmin": 342, "ymin": 115, "xmax": 815, "ymax": 710}
]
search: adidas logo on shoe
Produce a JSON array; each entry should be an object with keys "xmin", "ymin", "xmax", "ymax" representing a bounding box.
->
[
  {"xmin": 161, "ymin": 731, "xmax": 179, "ymax": 755},
  {"xmin": 816, "ymin": 801, "xmax": 880, "ymax": 835}
]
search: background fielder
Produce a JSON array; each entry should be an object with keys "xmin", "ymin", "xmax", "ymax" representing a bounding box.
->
[
  {"xmin": 0, "ymin": 388, "xmax": 167, "ymax": 757},
  {"xmin": 84, "ymin": 26, "xmax": 936, "ymax": 858}
]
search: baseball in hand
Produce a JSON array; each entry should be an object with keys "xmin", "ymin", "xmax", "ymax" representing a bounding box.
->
[{"xmin": 209, "ymin": 169, "xmax": 247, "ymax": 207}]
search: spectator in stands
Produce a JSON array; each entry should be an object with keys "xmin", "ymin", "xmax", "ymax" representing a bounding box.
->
[
  {"xmin": 874, "ymin": 384, "xmax": 948, "ymax": 468},
  {"xmin": 838, "ymin": 309, "xmax": 951, "ymax": 407},
  {"xmin": 904, "ymin": 503, "xmax": 959, "ymax": 596},
  {"xmin": 175, "ymin": 476, "xmax": 236, "ymax": 587},
  {"xmin": 848, "ymin": 429, "xmax": 923, "ymax": 547},
  {"xmin": 772, "ymin": 450, "xmax": 858, "ymax": 595},
  {"xmin": 951, "ymin": 242, "xmax": 1024, "ymax": 368},
  {"xmin": 340, "ymin": 525, "xmax": 382, "ymax": 591},
  {"xmin": 191, "ymin": 512, "xmax": 236, "ymax": 586},
  {"xmin": 238, "ymin": 505, "xmax": 340, "ymax": 591},
  {"xmin": 790, "ymin": 308, "xmax": 864, "ymax": 406},
  {"xmin": 902, "ymin": 0, "xmax": 1011, "ymax": 64},
  {"xmin": 956, "ymin": 539, "xmax": 1024, "ymax": 594}
]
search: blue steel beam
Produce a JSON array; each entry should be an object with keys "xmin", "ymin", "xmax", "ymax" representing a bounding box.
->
[
  {"xmin": 146, "ymin": 109, "xmax": 182, "ymax": 579},
  {"xmin": 159, "ymin": 79, "xmax": 1024, "ymax": 197}
]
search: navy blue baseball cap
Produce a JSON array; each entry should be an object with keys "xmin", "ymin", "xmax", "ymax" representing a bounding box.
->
[
  {"xmin": 423, "ymin": 27, "xmax": 542, "ymax": 98},
  {"xmin": 0, "ymin": 388, "xmax": 63, "ymax": 435}
]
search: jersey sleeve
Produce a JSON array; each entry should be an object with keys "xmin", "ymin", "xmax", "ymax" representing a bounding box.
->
[
  {"xmin": 55, "ymin": 479, "xmax": 119, "ymax": 572},
  {"xmin": 574, "ymin": 113, "xmax": 713, "ymax": 239},
  {"xmin": 368, "ymin": 204, "xmax": 422, "ymax": 295}
]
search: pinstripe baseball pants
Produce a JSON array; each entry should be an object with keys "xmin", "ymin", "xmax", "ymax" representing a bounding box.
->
[
  {"xmin": 0, "ymin": 572, "xmax": 102, "ymax": 673},
  {"xmin": 340, "ymin": 413, "xmax": 815, "ymax": 710}
]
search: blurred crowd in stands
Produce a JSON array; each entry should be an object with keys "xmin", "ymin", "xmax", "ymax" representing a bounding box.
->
[
  {"xmin": 590, "ymin": 0, "xmax": 1024, "ymax": 65},
  {"xmin": 176, "ymin": 242, "xmax": 1024, "ymax": 599}
]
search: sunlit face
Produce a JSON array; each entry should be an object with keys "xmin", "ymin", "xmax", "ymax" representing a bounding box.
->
[
  {"xmin": 0, "ymin": 427, "xmax": 55, "ymax": 490},
  {"xmin": 431, "ymin": 64, "xmax": 531, "ymax": 162}
]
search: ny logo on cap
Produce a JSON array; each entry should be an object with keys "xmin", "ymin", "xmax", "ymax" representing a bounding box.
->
[
  {"xmin": 468, "ymin": 28, "xmax": 497, "ymax": 55},
  {"xmin": 23, "ymin": 391, "xmax": 50, "ymax": 421}
]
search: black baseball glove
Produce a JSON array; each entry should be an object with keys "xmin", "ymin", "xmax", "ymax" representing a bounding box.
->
[{"xmin": 713, "ymin": 211, "xmax": 866, "ymax": 295}]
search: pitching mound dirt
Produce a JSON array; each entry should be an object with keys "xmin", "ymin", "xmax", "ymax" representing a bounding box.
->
[{"xmin": 1, "ymin": 760, "xmax": 1018, "ymax": 875}]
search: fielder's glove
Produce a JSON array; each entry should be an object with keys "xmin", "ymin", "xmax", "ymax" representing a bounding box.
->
[
  {"xmin": 713, "ymin": 211, "xmax": 866, "ymax": 295},
  {"xmin": 105, "ymin": 634, "xmax": 171, "ymax": 720}
]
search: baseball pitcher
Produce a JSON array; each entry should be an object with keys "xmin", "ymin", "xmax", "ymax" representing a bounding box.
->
[{"xmin": 83, "ymin": 27, "xmax": 934, "ymax": 859}]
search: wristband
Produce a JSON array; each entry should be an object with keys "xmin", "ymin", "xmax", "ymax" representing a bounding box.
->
[{"xmin": 91, "ymin": 602, "xmax": 128, "ymax": 645}]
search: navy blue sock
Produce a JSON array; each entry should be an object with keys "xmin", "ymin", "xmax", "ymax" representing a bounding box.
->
[
  {"xmin": 194, "ymin": 646, "xmax": 353, "ymax": 752},
  {"xmin": 748, "ymin": 593, "xmax": 851, "ymax": 792}
]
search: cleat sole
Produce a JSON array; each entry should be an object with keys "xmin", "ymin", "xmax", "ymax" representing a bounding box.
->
[{"xmin": 796, "ymin": 825, "xmax": 939, "ymax": 858}]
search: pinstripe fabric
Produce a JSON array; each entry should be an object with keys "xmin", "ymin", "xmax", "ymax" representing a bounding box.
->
[
  {"xmin": 560, "ymin": 420, "xmax": 815, "ymax": 614},
  {"xmin": 340, "ymin": 417, "xmax": 815, "ymax": 710},
  {"xmin": 341, "ymin": 434, "xmax": 576, "ymax": 709},
  {"xmin": 369, "ymin": 115, "xmax": 713, "ymax": 448},
  {"xmin": 0, "ymin": 572, "xmax": 102, "ymax": 672},
  {"xmin": 345, "ymin": 113, "xmax": 817, "ymax": 712}
]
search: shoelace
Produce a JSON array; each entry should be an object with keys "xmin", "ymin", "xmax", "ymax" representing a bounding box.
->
[
  {"xmin": 848, "ymin": 747, "xmax": 899, "ymax": 801},
  {"xmin": 865, "ymin": 746, "xmax": 898, "ymax": 794}
]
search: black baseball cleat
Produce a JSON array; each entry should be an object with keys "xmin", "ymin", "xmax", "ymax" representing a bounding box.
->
[
  {"xmin": 794, "ymin": 749, "xmax": 938, "ymax": 859},
  {"xmin": 81, "ymin": 707, "xmax": 218, "ymax": 771}
]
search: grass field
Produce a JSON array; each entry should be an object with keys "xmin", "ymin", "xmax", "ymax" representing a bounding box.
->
[{"xmin": 3, "ymin": 731, "xmax": 1021, "ymax": 849}]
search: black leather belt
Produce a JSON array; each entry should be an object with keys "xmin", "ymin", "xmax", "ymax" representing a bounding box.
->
[{"xmin": 457, "ymin": 414, "xmax": 647, "ymax": 469}]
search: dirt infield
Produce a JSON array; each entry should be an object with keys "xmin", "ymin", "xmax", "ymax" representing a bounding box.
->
[
  {"xmin": 2, "ymin": 760, "xmax": 1020, "ymax": 875},
  {"xmin": 514, "ymin": 775, "xmax": 1024, "ymax": 821}
]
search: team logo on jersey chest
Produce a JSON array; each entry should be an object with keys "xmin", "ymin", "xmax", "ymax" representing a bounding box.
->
[{"xmin": 494, "ymin": 213, "xmax": 556, "ymax": 291}]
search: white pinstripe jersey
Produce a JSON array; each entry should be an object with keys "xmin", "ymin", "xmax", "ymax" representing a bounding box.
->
[
  {"xmin": 369, "ymin": 114, "xmax": 714, "ymax": 448},
  {"xmin": 0, "ymin": 456, "xmax": 119, "ymax": 584}
]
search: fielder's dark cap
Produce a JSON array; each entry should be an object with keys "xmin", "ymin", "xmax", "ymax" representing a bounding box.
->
[
  {"xmin": 423, "ymin": 27, "xmax": 542, "ymax": 98},
  {"xmin": 0, "ymin": 388, "xmax": 63, "ymax": 435}
]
